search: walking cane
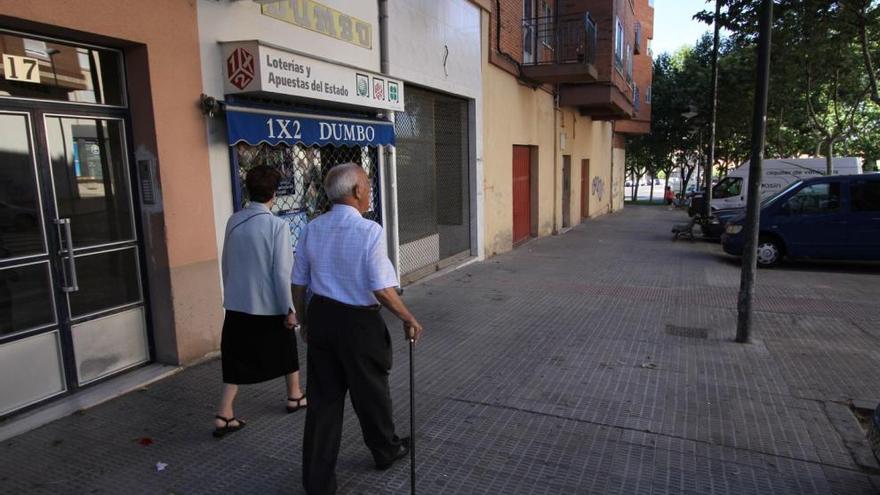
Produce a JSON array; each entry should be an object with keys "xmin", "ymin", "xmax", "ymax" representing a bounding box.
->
[{"xmin": 409, "ymin": 337, "xmax": 416, "ymax": 495}]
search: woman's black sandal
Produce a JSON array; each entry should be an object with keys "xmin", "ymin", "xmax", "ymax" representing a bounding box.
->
[
  {"xmin": 286, "ymin": 396, "xmax": 307, "ymax": 414},
  {"xmin": 213, "ymin": 415, "xmax": 246, "ymax": 438}
]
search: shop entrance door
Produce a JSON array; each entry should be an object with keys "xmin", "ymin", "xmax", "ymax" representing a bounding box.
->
[
  {"xmin": 562, "ymin": 155, "xmax": 571, "ymax": 228},
  {"xmin": 581, "ymin": 159, "xmax": 591, "ymax": 218},
  {"xmin": 0, "ymin": 109, "xmax": 148, "ymax": 416},
  {"xmin": 512, "ymin": 145, "xmax": 532, "ymax": 245}
]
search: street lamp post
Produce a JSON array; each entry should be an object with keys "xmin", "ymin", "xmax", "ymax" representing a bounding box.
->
[
  {"xmin": 681, "ymin": 105, "xmax": 699, "ymax": 200},
  {"xmin": 706, "ymin": 0, "xmax": 722, "ymax": 218}
]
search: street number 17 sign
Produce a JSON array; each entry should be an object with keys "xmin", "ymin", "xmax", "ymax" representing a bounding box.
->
[{"xmin": 3, "ymin": 54, "xmax": 41, "ymax": 84}]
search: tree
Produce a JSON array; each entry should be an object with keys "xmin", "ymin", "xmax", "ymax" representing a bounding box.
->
[
  {"xmin": 840, "ymin": 0, "xmax": 880, "ymax": 105},
  {"xmin": 626, "ymin": 1, "xmax": 878, "ymax": 199},
  {"xmin": 696, "ymin": 0, "xmax": 880, "ymax": 174},
  {"xmin": 625, "ymin": 134, "xmax": 651, "ymax": 201}
]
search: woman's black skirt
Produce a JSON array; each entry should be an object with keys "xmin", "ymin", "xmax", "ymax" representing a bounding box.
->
[{"xmin": 221, "ymin": 310, "xmax": 299, "ymax": 384}]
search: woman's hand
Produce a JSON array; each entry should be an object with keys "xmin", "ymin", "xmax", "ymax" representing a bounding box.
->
[{"xmin": 285, "ymin": 311, "xmax": 298, "ymax": 330}]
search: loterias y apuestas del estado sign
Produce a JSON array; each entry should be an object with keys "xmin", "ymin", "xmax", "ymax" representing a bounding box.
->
[{"xmin": 222, "ymin": 40, "xmax": 404, "ymax": 112}]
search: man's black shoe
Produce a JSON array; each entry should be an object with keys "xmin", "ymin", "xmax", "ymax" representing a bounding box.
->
[{"xmin": 375, "ymin": 437, "xmax": 410, "ymax": 470}]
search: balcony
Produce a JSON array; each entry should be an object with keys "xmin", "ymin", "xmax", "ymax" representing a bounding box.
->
[
  {"xmin": 616, "ymin": 118, "xmax": 651, "ymax": 135},
  {"xmin": 560, "ymin": 83, "xmax": 634, "ymax": 120},
  {"xmin": 520, "ymin": 13, "xmax": 599, "ymax": 84}
]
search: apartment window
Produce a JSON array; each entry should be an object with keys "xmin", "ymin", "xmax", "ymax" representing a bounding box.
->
[
  {"xmin": 646, "ymin": 85, "xmax": 653, "ymax": 104},
  {"xmin": 523, "ymin": 0, "xmax": 536, "ymax": 63},
  {"xmin": 633, "ymin": 86, "xmax": 640, "ymax": 113},
  {"xmin": 634, "ymin": 22, "xmax": 642, "ymax": 53},
  {"xmin": 541, "ymin": 1, "xmax": 553, "ymax": 47},
  {"xmin": 23, "ymin": 38, "xmax": 50, "ymax": 59},
  {"xmin": 615, "ymin": 17, "xmax": 624, "ymax": 71},
  {"xmin": 625, "ymin": 43, "xmax": 633, "ymax": 83}
]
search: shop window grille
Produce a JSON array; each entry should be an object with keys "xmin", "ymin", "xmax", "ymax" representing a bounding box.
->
[
  {"xmin": 395, "ymin": 86, "xmax": 471, "ymax": 274},
  {"xmin": 233, "ymin": 143, "xmax": 381, "ymax": 252}
]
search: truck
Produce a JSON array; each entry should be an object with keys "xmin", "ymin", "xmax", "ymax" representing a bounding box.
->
[{"xmin": 707, "ymin": 157, "xmax": 863, "ymax": 211}]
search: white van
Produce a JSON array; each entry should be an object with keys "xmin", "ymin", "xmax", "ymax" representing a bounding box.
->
[{"xmin": 711, "ymin": 157, "xmax": 863, "ymax": 210}]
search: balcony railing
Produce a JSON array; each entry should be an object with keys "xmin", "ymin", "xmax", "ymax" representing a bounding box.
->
[{"xmin": 522, "ymin": 13, "xmax": 597, "ymax": 67}]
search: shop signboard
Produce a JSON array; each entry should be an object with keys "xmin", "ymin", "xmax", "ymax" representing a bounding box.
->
[
  {"xmin": 222, "ymin": 41, "xmax": 404, "ymax": 112},
  {"xmin": 260, "ymin": 0, "xmax": 373, "ymax": 50},
  {"xmin": 225, "ymin": 107, "xmax": 395, "ymax": 147}
]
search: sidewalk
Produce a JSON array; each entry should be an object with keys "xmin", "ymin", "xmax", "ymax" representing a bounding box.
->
[{"xmin": 3, "ymin": 206, "xmax": 880, "ymax": 494}]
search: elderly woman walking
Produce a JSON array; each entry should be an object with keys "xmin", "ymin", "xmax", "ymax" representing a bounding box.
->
[{"xmin": 213, "ymin": 165, "xmax": 306, "ymax": 438}]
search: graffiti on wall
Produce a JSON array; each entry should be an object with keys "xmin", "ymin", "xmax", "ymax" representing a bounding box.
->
[{"xmin": 591, "ymin": 176, "xmax": 605, "ymax": 201}]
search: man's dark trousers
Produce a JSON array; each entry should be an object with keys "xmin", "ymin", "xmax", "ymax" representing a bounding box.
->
[{"xmin": 302, "ymin": 295, "xmax": 404, "ymax": 495}]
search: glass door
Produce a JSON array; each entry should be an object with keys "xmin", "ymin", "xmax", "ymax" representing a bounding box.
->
[
  {"xmin": 44, "ymin": 115, "xmax": 148, "ymax": 386},
  {"xmin": 0, "ymin": 110, "xmax": 66, "ymax": 415},
  {"xmin": 0, "ymin": 110, "xmax": 149, "ymax": 416}
]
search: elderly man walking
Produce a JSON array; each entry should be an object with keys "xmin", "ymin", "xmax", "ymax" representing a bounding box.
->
[{"xmin": 292, "ymin": 162, "xmax": 423, "ymax": 494}]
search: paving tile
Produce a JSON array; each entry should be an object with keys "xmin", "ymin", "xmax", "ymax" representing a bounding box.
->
[{"xmin": 3, "ymin": 206, "xmax": 880, "ymax": 494}]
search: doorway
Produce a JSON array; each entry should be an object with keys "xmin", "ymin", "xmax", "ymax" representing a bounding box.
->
[
  {"xmin": 581, "ymin": 159, "xmax": 590, "ymax": 218},
  {"xmin": 512, "ymin": 145, "xmax": 532, "ymax": 245},
  {"xmin": 0, "ymin": 109, "xmax": 149, "ymax": 417},
  {"xmin": 562, "ymin": 155, "xmax": 572, "ymax": 228}
]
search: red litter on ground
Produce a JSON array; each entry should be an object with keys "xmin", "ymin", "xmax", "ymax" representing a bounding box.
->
[{"xmin": 137, "ymin": 437, "xmax": 154, "ymax": 446}]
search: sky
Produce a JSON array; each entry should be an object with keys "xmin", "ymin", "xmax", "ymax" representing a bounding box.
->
[{"xmin": 652, "ymin": 0, "xmax": 715, "ymax": 57}]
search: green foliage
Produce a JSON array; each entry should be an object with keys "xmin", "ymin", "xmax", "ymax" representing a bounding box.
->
[{"xmin": 638, "ymin": 0, "xmax": 880, "ymax": 177}]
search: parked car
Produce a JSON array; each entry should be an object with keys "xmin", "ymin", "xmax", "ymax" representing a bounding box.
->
[
  {"xmin": 721, "ymin": 174, "xmax": 880, "ymax": 267},
  {"xmin": 706, "ymin": 157, "xmax": 862, "ymax": 212}
]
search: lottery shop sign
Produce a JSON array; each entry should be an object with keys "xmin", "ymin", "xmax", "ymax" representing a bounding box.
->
[{"xmin": 222, "ymin": 41, "xmax": 404, "ymax": 112}]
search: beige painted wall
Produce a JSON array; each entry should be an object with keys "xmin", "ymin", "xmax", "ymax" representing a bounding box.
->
[
  {"xmin": 555, "ymin": 109, "xmax": 617, "ymax": 224},
  {"xmin": 482, "ymin": 63, "xmax": 556, "ymax": 256},
  {"xmin": 475, "ymin": 10, "xmax": 629, "ymax": 258},
  {"xmin": 612, "ymin": 146, "xmax": 626, "ymax": 212},
  {"xmin": 482, "ymin": 90, "xmax": 619, "ymax": 257}
]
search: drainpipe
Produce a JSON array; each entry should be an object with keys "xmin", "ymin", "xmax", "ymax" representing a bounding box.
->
[
  {"xmin": 379, "ymin": 0, "xmax": 390, "ymax": 73},
  {"xmin": 610, "ymin": 124, "xmax": 615, "ymax": 213},
  {"xmin": 378, "ymin": 0, "xmax": 401, "ymax": 280},
  {"xmin": 553, "ymin": 87, "xmax": 560, "ymax": 233}
]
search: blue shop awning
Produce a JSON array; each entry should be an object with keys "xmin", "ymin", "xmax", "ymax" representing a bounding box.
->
[{"xmin": 225, "ymin": 106, "xmax": 395, "ymax": 147}]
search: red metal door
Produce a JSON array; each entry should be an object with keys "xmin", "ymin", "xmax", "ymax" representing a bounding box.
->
[
  {"xmin": 512, "ymin": 146, "xmax": 531, "ymax": 244},
  {"xmin": 581, "ymin": 159, "xmax": 590, "ymax": 218}
]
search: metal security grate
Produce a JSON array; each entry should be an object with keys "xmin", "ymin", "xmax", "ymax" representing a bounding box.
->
[
  {"xmin": 665, "ymin": 325, "xmax": 709, "ymax": 339},
  {"xmin": 395, "ymin": 86, "xmax": 470, "ymax": 274},
  {"xmin": 234, "ymin": 143, "xmax": 381, "ymax": 252}
]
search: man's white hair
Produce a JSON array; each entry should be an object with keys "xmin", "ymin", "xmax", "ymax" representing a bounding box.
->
[{"xmin": 324, "ymin": 162, "xmax": 364, "ymax": 201}]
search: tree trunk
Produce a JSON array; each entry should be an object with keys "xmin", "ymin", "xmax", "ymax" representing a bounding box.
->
[
  {"xmin": 825, "ymin": 138, "xmax": 835, "ymax": 175},
  {"xmin": 680, "ymin": 167, "xmax": 687, "ymax": 197},
  {"xmin": 631, "ymin": 175, "xmax": 637, "ymax": 201},
  {"xmin": 649, "ymin": 178, "xmax": 655, "ymax": 203},
  {"xmin": 631, "ymin": 172, "xmax": 640, "ymax": 201},
  {"xmin": 681, "ymin": 166, "xmax": 695, "ymax": 197}
]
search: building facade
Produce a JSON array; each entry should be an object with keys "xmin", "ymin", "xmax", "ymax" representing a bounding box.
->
[
  {"xmin": 0, "ymin": 1, "xmax": 221, "ymax": 417},
  {"xmin": 483, "ymin": 0, "xmax": 653, "ymax": 256},
  {"xmin": 0, "ymin": 0, "xmax": 651, "ymax": 421},
  {"xmin": 199, "ymin": 0, "xmax": 484, "ymax": 285}
]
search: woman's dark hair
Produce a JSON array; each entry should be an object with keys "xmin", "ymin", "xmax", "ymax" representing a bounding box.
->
[{"xmin": 245, "ymin": 165, "xmax": 281, "ymax": 203}]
